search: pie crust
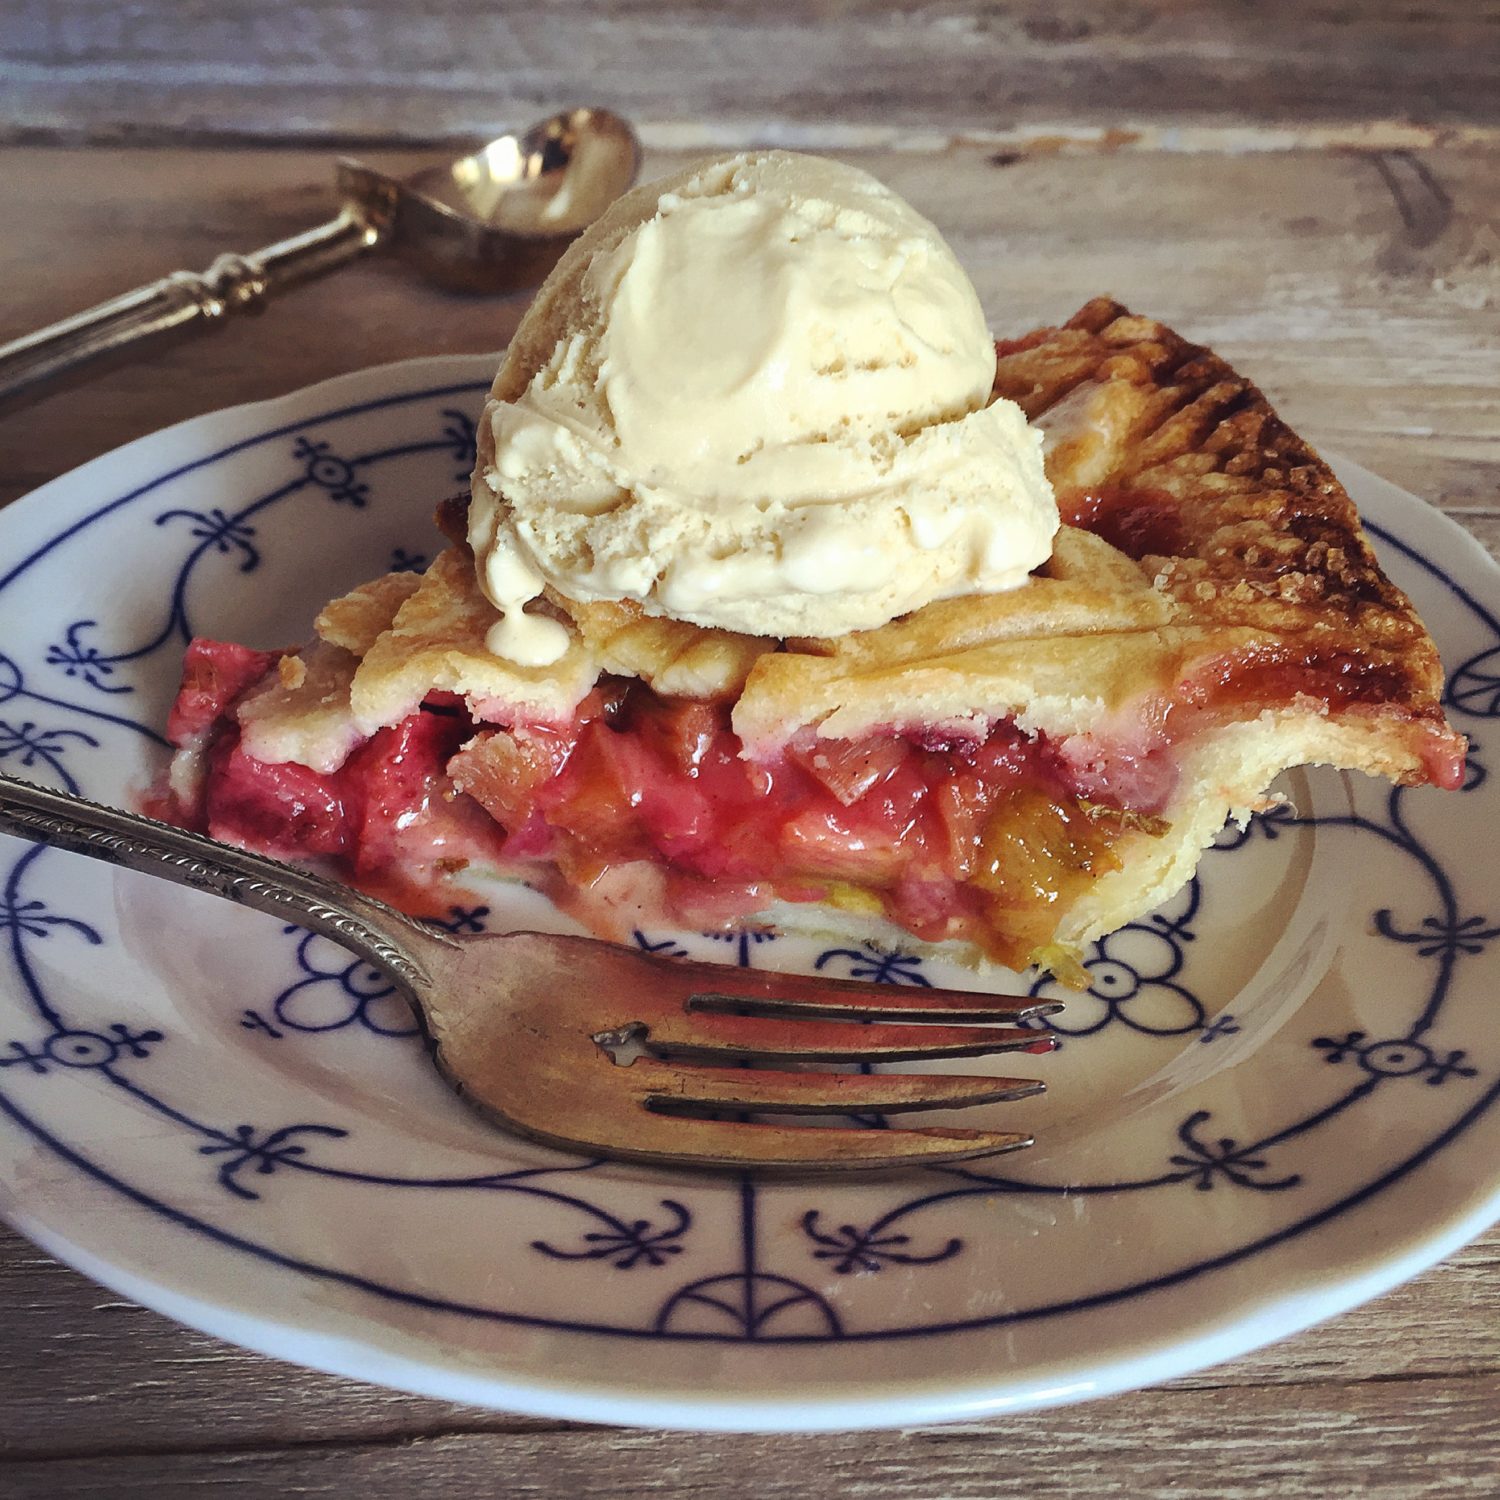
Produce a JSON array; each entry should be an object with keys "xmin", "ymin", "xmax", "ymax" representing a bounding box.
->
[{"xmin": 155, "ymin": 301, "xmax": 1465, "ymax": 977}]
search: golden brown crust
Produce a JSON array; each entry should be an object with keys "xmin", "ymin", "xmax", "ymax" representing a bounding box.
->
[
  {"xmin": 275, "ymin": 302, "xmax": 1456, "ymax": 804},
  {"xmin": 734, "ymin": 300, "xmax": 1454, "ymax": 764},
  {"xmin": 314, "ymin": 571, "xmax": 422, "ymax": 656},
  {"xmin": 788, "ymin": 527, "xmax": 1172, "ymax": 668},
  {"xmin": 995, "ymin": 297, "xmax": 1442, "ymax": 685},
  {"xmin": 237, "ymin": 639, "xmax": 365, "ymax": 775},
  {"xmin": 215, "ymin": 300, "xmax": 1463, "ymax": 974},
  {"xmin": 347, "ymin": 548, "xmax": 598, "ymax": 733},
  {"xmin": 544, "ymin": 590, "xmax": 775, "ymax": 701}
]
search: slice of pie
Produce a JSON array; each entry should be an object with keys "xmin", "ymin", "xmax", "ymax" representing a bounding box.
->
[{"xmin": 152, "ymin": 300, "xmax": 1465, "ymax": 980}]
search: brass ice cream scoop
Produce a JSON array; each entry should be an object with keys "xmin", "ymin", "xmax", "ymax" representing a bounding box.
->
[{"xmin": 0, "ymin": 106, "xmax": 640, "ymax": 411}]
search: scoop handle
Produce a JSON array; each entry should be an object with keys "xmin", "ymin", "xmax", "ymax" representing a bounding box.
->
[{"xmin": 0, "ymin": 211, "xmax": 377, "ymax": 413}]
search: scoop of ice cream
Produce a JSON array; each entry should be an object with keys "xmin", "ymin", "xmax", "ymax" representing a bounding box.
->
[{"xmin": 468, "ymin": 150, "xmax": 1058, "ymax": 666}]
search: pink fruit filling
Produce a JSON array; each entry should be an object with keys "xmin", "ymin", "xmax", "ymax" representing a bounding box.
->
[{"xmin": 153, "ymin": 631, "xmax": 1463, "ymax": 969}]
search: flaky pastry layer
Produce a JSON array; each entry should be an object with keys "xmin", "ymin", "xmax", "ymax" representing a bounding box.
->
[{"xmin": 209, "ymin": 300, "xmax": 1463, "ymax": 972}]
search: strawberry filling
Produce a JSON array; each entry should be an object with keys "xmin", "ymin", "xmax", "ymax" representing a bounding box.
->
[
  {"xmin": 156, "ymin": 624, "xmax": 1463, "ymax": 968},
  {"xmin": 448, "ymin": 687, "xmax": 1159, "ymax": 967},
  {"xmin": 1064, "ymin": 485, "xmax": 1186, "ymax": 560},
  {"xmin": 152, "ymin": 652, "xmax": 488, "ymax": 914},
  {"xmin": 154, "ymin": 645, "xmax": 1165, "ymax": 965}
]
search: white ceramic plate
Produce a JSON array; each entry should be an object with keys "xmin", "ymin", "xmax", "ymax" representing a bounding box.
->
[{"xmin": 3, "ymin": 358, "xmax": 1499, "ymax": 1433}]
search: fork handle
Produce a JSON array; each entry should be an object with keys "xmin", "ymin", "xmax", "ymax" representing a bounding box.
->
[
  {"xmin": 0, "ymin": 211, "xmax": 378, "ymax": 413},
  {"xmin": 0, "ymin": 773, "xmax": 441, "ymax": 992}
]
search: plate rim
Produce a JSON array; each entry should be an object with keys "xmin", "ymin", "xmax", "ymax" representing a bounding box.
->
[{"xmin": 2, "ymin": 359, "xmax": 1498, "ymax": 1432}]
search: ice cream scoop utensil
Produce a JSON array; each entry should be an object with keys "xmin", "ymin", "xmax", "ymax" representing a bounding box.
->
[
  {"xmin": 0, "ymin": 774, "xmax": 1057, "ymax": 1173},
  {"xmin": 0, "ymin": 107, "xmax": 640, "ymax": 412}
]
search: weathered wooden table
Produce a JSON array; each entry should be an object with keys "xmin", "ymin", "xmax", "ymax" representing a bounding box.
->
[{"xmin": 3, "ymin": 5, "xmax": 1499, "ymax": 1494}]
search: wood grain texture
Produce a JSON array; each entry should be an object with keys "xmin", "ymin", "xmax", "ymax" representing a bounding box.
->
[
  {"xmin": 1, "ymin": 144, "xmax": 1497, "ymax": 513},
  {"xmin": 2, "ymin": 1221, "xmax": 1497, "ymax": 1467},
  {"xmin": 1, "ymin": 128, "xmax": 1499, "ymax": 1493},
  {"xmin": 5, "ymin": 1368, "xmax": 1500, "ymax": 1498},
  {"xmin": 4, "ymin": 0, "xmax": 1500, "ymax": 146}
]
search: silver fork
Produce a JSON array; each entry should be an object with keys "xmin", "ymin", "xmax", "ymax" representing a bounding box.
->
[{"xmin": 0, "ymin": 775, "xmax": 1060, "ymax": 1172}]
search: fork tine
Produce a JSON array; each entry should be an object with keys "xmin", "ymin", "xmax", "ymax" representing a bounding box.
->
[
  {"xmin": 687, "ymin": 988, "xmax": 1060, "ymax": 1025},
  {"xmin": 426, "ymin": 931, "xmax": 1057, "ymax": 1170},
  {"xmin": 659, "ymin": 957, "xmax": 1060, "ymax": 1025},
  {"xmin": 638, "ymin": 1060, "xmax": 1044, "ymax": 1115},
  {"xmin": 641, "ymin": 1011, "xmax": 1055, "ymax": 1063},
  {"xmin": 607, "ymin": 1115, "xmax": 1035, "ymax": 1170}
]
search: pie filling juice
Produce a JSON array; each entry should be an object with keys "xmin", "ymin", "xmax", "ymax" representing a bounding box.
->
[
  {"xmin": 155, "ymin": 621, "xmax": 1459, "ymax": 973},
  {"xmin": 155, "ymin": 651, "xmax": 1154, "ymax": 970}
]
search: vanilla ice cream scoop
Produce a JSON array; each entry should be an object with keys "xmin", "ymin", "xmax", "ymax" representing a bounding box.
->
[{"xmin": 468, "ymin": 150, "xmax": 1058, "ymax": 665}]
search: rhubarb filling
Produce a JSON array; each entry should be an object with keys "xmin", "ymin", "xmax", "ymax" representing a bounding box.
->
[
  {"xmin": 448, "ymin": 687, "xmax": 1173, "ymax": 969},
  {"xmin": 154, "ymin": 641, "xmax": 1180, "ymax": 968},
  {"xmin": 152, "ymin": 629, "xmax": 1461, "ymax": 973}
]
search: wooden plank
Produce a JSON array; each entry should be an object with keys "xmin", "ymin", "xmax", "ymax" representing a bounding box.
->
[
  {"xmin": 1, "ymin": 144, "xmax": 1496, "ymax": 515},
  {"xmin": 1, "ymin": 1219, "xmax": 1498, "ymax": 1461},
  {"xmin": 4, "ymin": 1, "xmax": 1500, "ymax": 147},
  {"xmin": 4, "ymin": 1373, "xmax": 1499, "ymax": 1498}
]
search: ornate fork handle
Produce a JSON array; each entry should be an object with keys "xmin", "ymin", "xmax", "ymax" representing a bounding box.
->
[{"xmin": 0, "ymin": 774, "xmax": 442, "ymax": 992}]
